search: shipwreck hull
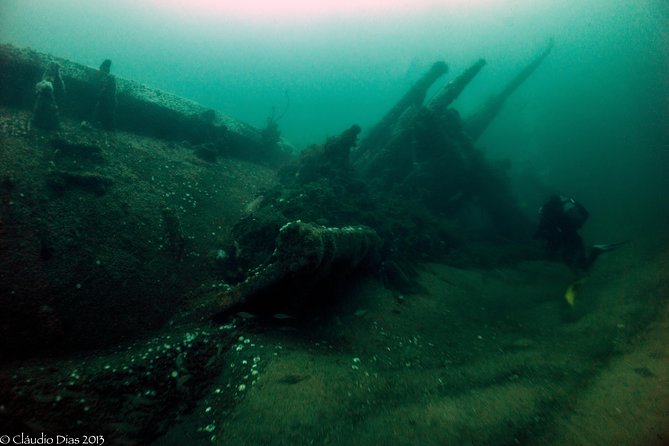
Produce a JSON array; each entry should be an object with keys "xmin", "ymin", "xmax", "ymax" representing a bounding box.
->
[{"xmin": 0, "ymin": 44, "xmax": 257, "ymax": 143}]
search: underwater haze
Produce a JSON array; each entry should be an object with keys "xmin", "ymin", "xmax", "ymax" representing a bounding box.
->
[
  {"xmin": 9, "ymin": 1, "xmax": 669, "ymax": 233},
  {"xmin": 2, "ymin": 0, "xmax": 668, "ymax": 229},
  {"xmin": 3, "ymin": 1, "xmax": 669, "ymax": 444}
]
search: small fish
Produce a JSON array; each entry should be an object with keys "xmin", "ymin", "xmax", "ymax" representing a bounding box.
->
[
  {"xmin": 272, "ymin": 313, "xmax": 293, "ymax": 320},
  {"xmin": 277, "ymin": 374, "xmax": 309, "ymax": 385},
  {"xmin": 565, "ymin": 278, "xmax": 586, "ymax": 307},
  {"xmin": 236, "ymin": 311, "xmax": 255, "ymax": 319},
  {"xmin": 243, "ymin": 195, "xmax": 264, "ymax": 214}
]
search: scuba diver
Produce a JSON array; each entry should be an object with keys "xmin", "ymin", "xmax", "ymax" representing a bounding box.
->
[
  {"xmin": 533, "ymin": 195, "xmax": 626, "ymax": 273},
  {"xmin": 534, "ymin": 195, "xmax": 628, "ymax": 307}
]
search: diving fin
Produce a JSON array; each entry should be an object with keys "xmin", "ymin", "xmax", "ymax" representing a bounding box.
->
[
  {"xmin": 591, "ymin": 241, "xmax": 629, "ymax": 253},
  {"xmin": 564, "ymin": 278, "xmax": 586, "ymax": 307}
]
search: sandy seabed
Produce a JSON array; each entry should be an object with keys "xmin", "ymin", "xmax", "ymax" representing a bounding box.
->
[
  {"xmin": 2, "ymin": 108, "xmax": 666, "ymax": 446},
  {"xmin": 158, "ymin": 236, "xmax": 669, "ymax": 446}
]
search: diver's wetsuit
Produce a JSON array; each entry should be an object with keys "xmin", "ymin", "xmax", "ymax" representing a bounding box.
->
[{"xmin": 534, "ymin": 195, "xmax": 590, "ymax": 272}]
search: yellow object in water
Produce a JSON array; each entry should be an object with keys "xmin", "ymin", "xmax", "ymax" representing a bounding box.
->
[{"xmin": 565, "ymin": 278, "xmax": 586, "ymax": 306}]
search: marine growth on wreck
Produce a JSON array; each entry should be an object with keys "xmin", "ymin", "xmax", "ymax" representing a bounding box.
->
[{"xmin": 0, "ymin": 3, "xmax": 667, "ymax": 442}]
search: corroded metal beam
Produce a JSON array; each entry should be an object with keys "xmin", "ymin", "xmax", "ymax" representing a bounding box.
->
[
  {"xmin": 354, "ymin": 61, "xmax": 448, "ymax": 165},
  {"xmin": 465, "ymin": 41, "xmax": 554, "ymax": 140},
  {"xmin": 214, "ymin": 221, "xmax": 381, "ymax": 315},
  {"xmin": 428, "ymin": 58, "xmax": 486, "ymax": 115}
]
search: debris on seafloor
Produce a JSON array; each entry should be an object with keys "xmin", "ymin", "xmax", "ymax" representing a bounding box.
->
[
  {"xmin": 212, "ymin": 221, "xmax": 381, "ymax": 316},
  {"xmin": 31, "ymin": 79, "xmax": 60, "ymax": 130},
  {"xmin": 206, "ymin": 43, "xmax": 554, "ymax": 316},
  {"xmin": 0, "ymin": 40, "xmax": 559, "ymax": 445}
]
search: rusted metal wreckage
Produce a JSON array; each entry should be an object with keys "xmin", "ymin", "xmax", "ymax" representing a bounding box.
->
[
  {"xmin": 0, "ymin": 42, "xmax": 553, "ymax": 319},
  {"xmin": 208, "ymin": 42, "xmax": 554, "ymax": 317}
]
